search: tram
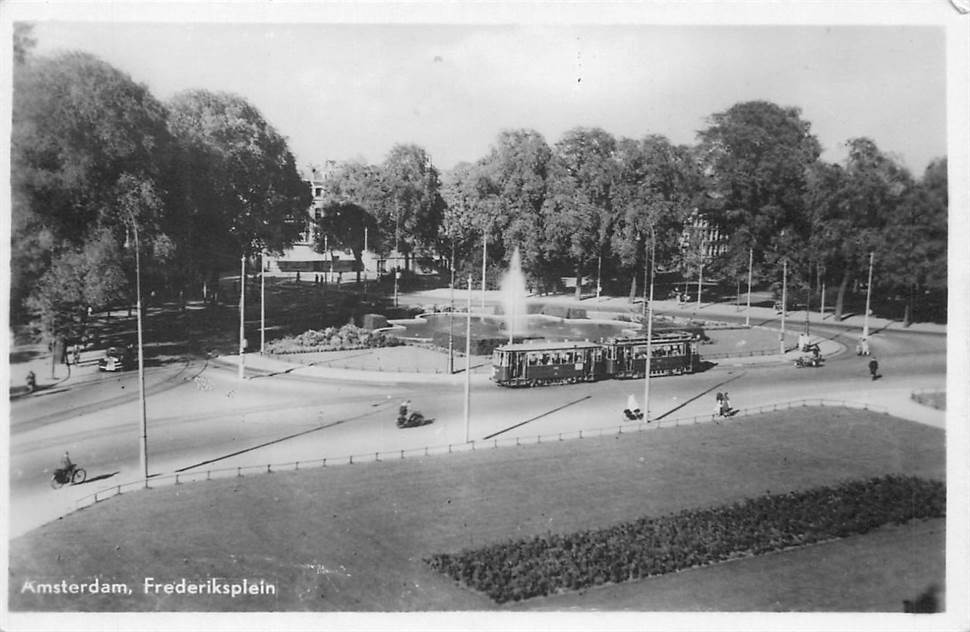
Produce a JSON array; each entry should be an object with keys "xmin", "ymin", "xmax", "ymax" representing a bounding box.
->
[{"xmin": 490, "ymin": 333, "xmax": 697, "ymax": 387}]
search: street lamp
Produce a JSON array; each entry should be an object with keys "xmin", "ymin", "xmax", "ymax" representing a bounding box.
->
[
  {"xmin": 779, "ymin": 258, "xmax": 788, "ymax": 354},
  {"xmin": 745, "ymin": 247, "xmax": 753, "ymax": 327},
  {"xmin": 463, "ymin": 275, "xmax": 472, "ymax": 443},
  {"xmin": 238, "ymin": 254, "xmax": 246, "ymax": 380},
  {"xmin": 643, "ymin": 227, "xmax": 656, "ymax": 423},
  {"xmin": 125, "ymin": 221, "xmax": 149, "ymax": 488},
  {"xmin": 481, "ymin": 225, "xmax": 488, "ymax": 313},
  {"xmin": 862, "ymin": 252, "xmax": 874, "ymax": 339}
]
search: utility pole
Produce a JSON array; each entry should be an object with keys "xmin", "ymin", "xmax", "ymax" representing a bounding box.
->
[
  {"xmin": 596, "ymin": 253, "xmax": 602, "ymax": 299},
  {"xmin": 129, "ymin": 222, "xmax": 149, "ymax": 488},
  {"xmin": 644, "ymin": 230, "xmax": 655, "ymax": 422},
  {"xmin": 238, "ymin": 254, "xmax": 246, "ymax": 380},
  {"xmin": 779, "ymin": 258, "xmax": 788, "ymax": 354},
  {"xmin": 863, "ymin": 251, "xmax": 874, "ymax": 339},
  {"xmin": 449, "ymin": 241, "xmax": 455, "ymax": 374},
  {"xmin": 804, "ymin": 262, "xmax": 811, "ymax": 337},
  {"xmin": 819, "ymin": 264, "xmax": 826, "ymax": 320},
  {"xmin": 481, "ymin": 227, "xmax": 487, "ymax": 313},
  {"xmin": 260, "ymin": 251, "xmax": 265, "ymax": 354},
  {"xmin": 745, "ymin": 247, "xmax": 753, "ymax": 327},
  {"xmin": 696, "ymin": 241, "xmax": 704, "ymax": 311},
  {"xmin": 464, "ymin": 276, "xmax": 472, "ymax": 443}
]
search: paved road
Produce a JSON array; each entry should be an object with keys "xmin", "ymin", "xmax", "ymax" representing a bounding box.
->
[{"xmin": 7, "ymin": 295, "xmax": 946, "ymax": 538}]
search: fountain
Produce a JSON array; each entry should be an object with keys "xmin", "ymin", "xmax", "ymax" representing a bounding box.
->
[{"xmin": 500, "ymin": 247, "xmax": 529, "ymax": 341}]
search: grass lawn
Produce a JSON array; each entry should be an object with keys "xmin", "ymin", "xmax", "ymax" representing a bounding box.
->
[{"xmin": 8, "ymin": 407, "xmax": 944, "ymax": 612}]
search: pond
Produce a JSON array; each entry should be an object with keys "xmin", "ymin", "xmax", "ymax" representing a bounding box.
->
[{"xmin": 386, "ymin": 312, "xmax": 643, "ymax": 342}]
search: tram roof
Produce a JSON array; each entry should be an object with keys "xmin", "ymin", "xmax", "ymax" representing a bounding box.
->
[
  {"xmin": 495, "ymin": 340, "xmax": 604, "ymax": 352},
  {"xmin": 603, "ymin": 332, "xmax": 694, "ymax": 344}
]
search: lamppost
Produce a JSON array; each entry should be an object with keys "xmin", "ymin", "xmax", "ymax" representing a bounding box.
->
[
  {"xmin": 745, "ymin": 247, "xmax": 753, "ymax": 327},
  {"xmin": 238, "ymin": 254, "xmax": 246, "ymax": 380},
  {"xmin": 481, "ymin": 225, "xmax": 488, "ymax": 313},
  {"xmin": 449, "ymin": 241, "xmax": 455, "ymax": 374},
  {"xmin": 260, "ymin": 251, "xmax": 266, "ymax": 354},
  {"xmin": 862, "ymin": 252, "xmax": 874, "ymax": 339},
  {"xmin": 779, "ymin": 258, "xmax": 788, "ymax": 354},
  {"xmin": 643, "ymin": 227, "xmax": 656, "ymax": 423},
  {"xmin": 125, "ymin": 220, "xmax": 149, "ymax": 488},
  {"xmin": 464, "ymin": 275, "xmax": 472, "ymax": 443}
]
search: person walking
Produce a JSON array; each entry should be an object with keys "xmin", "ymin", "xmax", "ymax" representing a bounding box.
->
[
  {"xmin": 722, "ymin": 392, "xmax": 731, "ymax": 416},
  {"xmin": 714, "ymin": 392, "xmax": 724, "ymax": 419},
  {"xmin": 868, "ymin": 357, "xmax": 879, "ymax": 381}
]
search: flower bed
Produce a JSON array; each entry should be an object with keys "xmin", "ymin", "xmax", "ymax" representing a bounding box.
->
[
  {"xmin": 263, "ymin": 324, "xmax": 402, "ymax": 354},
  {"xmin": 425, "ymin": 475, "xmax": 944, "ymax": 604}
]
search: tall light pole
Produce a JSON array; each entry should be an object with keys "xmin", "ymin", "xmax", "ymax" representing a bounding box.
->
[
  {"xmin": 126, "ymin": 221, "xmax": 149, "ymax": 488},
  {"xmin": 696, "ymin": 237, "xmax": 705, "ymax": 311},
  {"xmin": 643, "ymin": 228, "xmax": 655, "ymax": 422},
  {"xmin": 779, "ymin": 258, "xmax": 788, "ymax": 354},
  {"xmin": 448, "ymin": 241, "xmax": 455, "ymax": 374},
  {"xmin": 481, "ymin": 226, "xmax": 487, "ymax": 313},
  {"xmin": 464, "ymin": 275, "xmax": 472, "ymax": 443},
  {"xmin": 819, "ymin": 264, "xmax": 826, "ymax": 320},
  {"xmin": 862, "ymin": 251, "xmax": 874, "ymax": 339},
  {"xmin": 238, "ymin": 254, "xmax": 246, "ymax": 380},
  {"xmin": 745, "ymin": 247, "xmax": 753, "ymax": 327},
  {"xmin": 260, "ymin": 251, "xmax": 266, "ymax": 354}
]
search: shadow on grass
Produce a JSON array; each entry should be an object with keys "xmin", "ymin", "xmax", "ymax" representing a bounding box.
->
[{"xmin": 9, "ymin": 349, "xmax": 45, "ymax": 363}]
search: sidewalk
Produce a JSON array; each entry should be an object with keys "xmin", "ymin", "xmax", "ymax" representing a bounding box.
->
[
  {"xmin": 405, "ymin": 288, "xmax": 946, "ymax": 336},
  {"xmin": 8, "ymin": 345, "xmax": 106, "ymax": 400}
]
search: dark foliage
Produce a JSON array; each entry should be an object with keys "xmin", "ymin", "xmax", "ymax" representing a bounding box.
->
[{"xmin": 426, "ymin": 476, "xmax": 944, "ymax": 604}]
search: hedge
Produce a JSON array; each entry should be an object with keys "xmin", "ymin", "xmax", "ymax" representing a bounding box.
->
[
  {"xmin": 425, "ymin": 475, "xmax": 944, "ymax": 604},
  {"xmin": 263, "ymin": 324, "xmax": 402, "ymax": 354}
]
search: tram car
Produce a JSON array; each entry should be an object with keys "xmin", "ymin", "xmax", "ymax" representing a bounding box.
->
[
  {"xmin": 601, "ymin": 332, "xmax": 696, "ymax": 378},
  {"xmin": 491, "ymin": 332, "xmax": 697, "ymax": 387},
  {"xmin": 491, "ymin": 341, "xmax": 606, "ymax": 387}
]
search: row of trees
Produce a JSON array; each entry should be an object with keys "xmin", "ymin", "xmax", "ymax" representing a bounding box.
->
[
  {"xmin": 11, "ymin": 26, "xmax": 310, "ymax": 341},
  {"xmin": 315, "ymin": 106, "xmax": 946, "ymax": 324},
  {"xmin": 12, "ymin": 24, "xmax": 947, "ymax": 343}
]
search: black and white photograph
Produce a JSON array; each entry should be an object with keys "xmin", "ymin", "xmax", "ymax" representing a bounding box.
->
[{"xmin": 2, "ymin": 1, "xmax": 968, "ymax": 630}]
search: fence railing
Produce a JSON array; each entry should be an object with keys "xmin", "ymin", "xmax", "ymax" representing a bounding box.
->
[{"xmin": 72, "ymin": 398, "xmax": 889, "ymax": 514}]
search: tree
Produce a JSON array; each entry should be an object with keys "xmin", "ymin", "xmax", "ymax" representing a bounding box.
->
[
  {"xmin": 480, "ymin": 129, "xmax": 553, "ymax": 290},
  {"xmin": 167, "ymin": 90, "xmax": 310, "ymax": 287},
  {"xmin": 611, "ymin": 135, "xmax": 704, "ymax": 300},
  {"xmin": 313, "ymin": 202, "xmax": 378, "ymax": 284},
  {"xmin": 11, "ymin": 51, "xmax": 173, "ymax": 331},
  {"xmin": 879, "ymin": 157, "xmax": 946, "ymax": 324},
  {"xmin": 805, "ymin": 138, "xmax": 913, "ymax": 319},
  {"xmin": 543, "ymin": 127, "xmax": 617, "ymax": 298},
  {"xmin": 319, "ymin": 161, "xmax": 386, "ymax": 218},
  {"xmin": 13, "ymin": 23, "xmax": 36, "ymax": 65},
  {"xmin": 379, "ymin": 144, "xmax": 445, "ymax": 270},
  {"xmin": 439, "ymin": 161, "xmax": 486, "ymax": 281},
  {"xmin": 697, "ymin": 101, "xmax": 822, "ymax": 285}
]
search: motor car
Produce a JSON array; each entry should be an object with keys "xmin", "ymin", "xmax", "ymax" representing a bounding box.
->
[{"xmin": 98, "ymin": 346, "xmax": 131, "ymax": 372}]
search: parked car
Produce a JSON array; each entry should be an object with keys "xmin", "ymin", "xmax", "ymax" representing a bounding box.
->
[{"xmin": 98, "ymin": 346, "xmax": 131, "ymax": 372}]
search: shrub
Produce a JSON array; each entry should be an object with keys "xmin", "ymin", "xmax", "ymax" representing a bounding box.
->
[
  {"xmin": 264, "ymin": 324, "xmax": 402, "ymax": 354},
  {"xmin": 425, "ymin": 476, "xmax": 945, "ymax": 604}
]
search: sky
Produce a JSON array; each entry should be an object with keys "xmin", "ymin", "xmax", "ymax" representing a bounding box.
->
[{"xmin": 20, "ymin": 16, "xmax": 950, "ymax": 177}]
